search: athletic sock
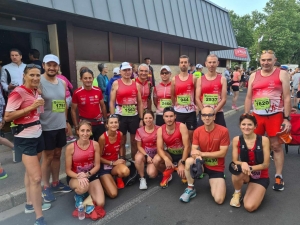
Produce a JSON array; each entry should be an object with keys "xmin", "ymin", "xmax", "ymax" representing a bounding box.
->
[
  {"xmin": 234, "ymin": 189, "xmax": 241, "ymax": 193},
  {"xmin": 188, "ymin": 184, "xmax": 194, "ymax": 189},
  {"xmin": 275, "ymin": 174, "xmax": 282, "ymax": 179},
  {"xmin": 52, "ymin": 181, "xmax": 59, "ymax": 187}
]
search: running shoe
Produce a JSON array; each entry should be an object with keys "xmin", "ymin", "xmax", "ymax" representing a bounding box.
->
[
  {"xmin": 42, "ymin": 187, "xmax": 56, "ymax": 203},
  {"xmin": 0, "ymin": 169, "xmax": 7, "ymax": 180},
  {"xmin": 239, "ymin": 89, "xmax": 243, "ymax": 92},
  {"xmin": 179, "ymin": 188, "xmax": 196, "ymax": 202},
  {"xmin": 230, "ymin": 92, "xmax": 233, "ymax": 96},
  {"xmin": 85, "ymin": 205, "xmax": 95, "ymax": 214},
  {"xmin": 273, "ymin": 176, "xmax": 284, "ymax": 191},
  {"xmin": 66, "ymin": 136, "xmax": 77, "ymax": 143},
  {"xmin": 34, "ymin": 217, "xmax": 47, "ymax": 225},
  {"xmin": 231, "ymin": 105, "xmax": 236, "ymax": 110},
  {"xmin": 160, "ymin": 168, "xmax": 174, "ymax": 188},
  {"xmin": 51, "ymin": 181, "xmax": 72, "ymax": 193},
  {"xmin": 139, "ymin": 178, "xmax": 147, "ymax": 190},
  {"xmin": 230, "ymin": 192, "xmax": 242, "ymax": 207},
  {"xmin": 181, "ymin": 179, "xmax": 187, "ymax": 184},
  {"xmin": 24, "ymin": 203, "xmax": 51, "ymax": 214},
  {"xmin": 116, "ymin": 177, "xmax": 125, "ymax": 189},
  {"xmin": 74, "ymin": 194, "xmax": 84, "ymax": 208}
]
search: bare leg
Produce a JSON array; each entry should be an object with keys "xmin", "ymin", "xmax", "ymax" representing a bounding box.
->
[
  {"xmin": 130, "ymin": 134, "xmax": 137, "ymax": 159},
  {"xmin": 51, "ymin": 148, "xmax": 62, "ymax": 183},
  {"xmin": 100, "ymin": 174, "xmax": 118, "ymax": 198},
  {"xmin": 0, "ymin": 137, "xmax": 14, "ymax": 149},
  {"xmin": 88, "ymin": 179, "xmax": 105, "ymax": 206},
  {"xmin": 269, "ymin": 136, "xmax": 284, "ymax": 175},
  {"xmin": 41, "ymin": 150, "xmax": 54, "ymax": 187},
  {"xmin": 185, "ymin": 157, "xmax": 195, "ymax": 185},
  {"xmin": 135, "ymin": 152, "xmax": 145, "ymax": 177},
  {"xmin": 188, "ymin": 130, "xmax": 193, "ymax": 143},
  {"xmin": 22, "ymin": 154, "xmax": 43, "ymax": 219},
  {"xmin": 243, "ymin": 182, "xmax": 267, "ymax": 212},
  {"xmin": 209, "ymin": 178, "xmax": 226, "ymax": 204}
]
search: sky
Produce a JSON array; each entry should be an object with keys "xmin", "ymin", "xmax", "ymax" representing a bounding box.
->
[{"xmin": 210, "ymin": 0, "xmax": 269, "ymax": 16}]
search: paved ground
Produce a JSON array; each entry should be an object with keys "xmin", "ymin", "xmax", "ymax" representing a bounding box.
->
[{"xmin": 2, "ymin": 90, "xmax": 300, "ymax": 225}]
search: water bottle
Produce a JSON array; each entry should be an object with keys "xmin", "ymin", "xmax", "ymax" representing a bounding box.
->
[
  {"xmin": 37, "ymin": 95, "xmax": 44, "ymax": 113},
  {"xmin": 78, "ymin": 202, "xmax": 85, "ymax": 220}
]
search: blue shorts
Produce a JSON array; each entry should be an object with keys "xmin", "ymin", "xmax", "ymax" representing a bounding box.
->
[{"xmin": 98, "ymin": 164, "xmax": 113, "ymax": 177}]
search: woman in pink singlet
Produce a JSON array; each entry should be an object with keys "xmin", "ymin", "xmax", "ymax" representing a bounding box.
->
[
  {"xmin": 65, "ymin": 120, "xmax": 105, "ymax": 214},
  {"xmin": 135, "ymin": 110, "xmax": 160, "ymax": 190}
]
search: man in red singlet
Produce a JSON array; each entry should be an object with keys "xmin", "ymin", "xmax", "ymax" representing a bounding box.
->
[
  {"xmin": 196, "ymin": 54, "xmax": 227, "ymax": 127},
  {"xmin": 135, "ymin": 64, "xmax": 152, "ymax": 111},
  {"xmin": 171, "ymin": 55, "xmax": 197, "ymax": 142},
  {"xmin": 153, "ymin": 65, "xmax": 172, "ymax": 126},
  {"xmin": 110, "ymin": 62, "xmax": 144, "ymax": 185},
  {"xmin": 179, "ymin": 106, "xmax": 230, "ymax": 203},
  {"xmin": 245, "ymin": 50, "xmax": 291, "ymax": 191},
  {"xmin": 153, "ymin": 107, "xmax": 190, "ymax": 188}
]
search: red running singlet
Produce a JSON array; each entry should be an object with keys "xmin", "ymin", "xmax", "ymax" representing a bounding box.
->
[
  {"xmin": 162, "ymin": 122, "xmax": 184, "ymax": 155},
  {"xmin": 102, "ymin": 131, "xmax": 121, "ymax": 161},
  {"xmin": 72, "ymin": 140, "xmax": 95, "ymax": 173},
  {"xmin": 200, "ymin": 75, "xmax": 223, "ymax": 112},
  {"xmin": 135, "ymin": 78, "xmax": 151, "ymax": 110},
  {"xmin": 135, "ymin": 125, "xmax": 160, "ymax": 158},
  {"xmin": 153, "ymin": 82, "xmax": 172, "ymax": 115},
  {"xmin": 174, "ymin": 74, "xmax": 196, "ymax": 113},
  {"xmin": 115, "ymin": 79, "xmax": 138, "ymax": 116}
]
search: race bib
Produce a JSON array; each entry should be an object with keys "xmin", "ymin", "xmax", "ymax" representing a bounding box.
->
[
  {"xmin": 122, "ymin": 104, "xmax": 136, "ymax": 116},
  {"xmin": 203, "ymin": 94, "xmax": 218, "ymax": 105},
  {"xmin": 145, "ymin": 147, "xmax": 157, "ymax": 158},
  {"xmin": 254, "ymin": 98, "xmax": 270, "ymax": 110},
  {"xmin": 160, "ymin": 99, "xmax": 172, "ymax": 108},
  {"xmin": 52, "ymin": 100, "xmax": 66, "ymax": 113},
  {"xmin": 250, "ymin": 170, "xmax": 261, "ymax": 179},
  {"xmin": 204, "ymin": 158, "xmax": 218, "ymax": 166},
  {"xmin": 167, "ymin": 148, "xmax": 183, "ymax": 155},
  {"xmin": 177, "ymin": 95, "xmax": 190, "ymax": 105},
  {"xmin": 104, "ymin": 165, "xmax": 113, "ymax": 170}
]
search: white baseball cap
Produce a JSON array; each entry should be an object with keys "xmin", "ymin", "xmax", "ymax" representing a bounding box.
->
[
  {"xmin": 160, "ymin": 65, "xmax": 171, "ymax": 73},
  {"xmin": 120, "ymin": 62, "xmax": 132, "ymax": 70},
  {"xmin": 113, "ymin": 67, "xmax": 120, "ymax": 75},
  {"xmin": 43, "ymin": 54, "xmax": 60, "ymax": 65},
  {"xmin": 196, "ymin": 64, "xmax": 203, "ymax": 69}
]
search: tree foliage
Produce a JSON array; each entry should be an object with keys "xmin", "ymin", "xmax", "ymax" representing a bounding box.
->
[{"xmin": 229, "ymin": 0, "xmax": 300, "ymax": 67}]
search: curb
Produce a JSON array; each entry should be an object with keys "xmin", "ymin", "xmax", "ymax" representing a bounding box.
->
[{"xmin": 0, "ymin": 106, "xmax": 244, "ymax": 213}]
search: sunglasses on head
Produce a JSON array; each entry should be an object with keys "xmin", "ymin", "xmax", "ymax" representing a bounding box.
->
[
  {"xmin": 108, "ymin": 114, "xmax": 119, "ymax": 119},
  {"xmin": 201, "ymin": 113, "xmax": 215, "ymax": 118},
  {"xmin": 261, "ymin": 50, "xmax": 275, "ymax": 54},
  {"xmin": 26, "ymin": 64, "xmax": 41, "ymax": 69}
]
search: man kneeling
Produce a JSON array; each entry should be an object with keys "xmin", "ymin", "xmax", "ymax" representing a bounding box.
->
[{"xmin": 180, "ymin": 106, "xmax": 230, "ymax": 204}]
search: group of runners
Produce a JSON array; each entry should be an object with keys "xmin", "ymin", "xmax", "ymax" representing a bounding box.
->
[{"xmin": 1, "ymin": 49, "xmax": 293, "ymax": 224}]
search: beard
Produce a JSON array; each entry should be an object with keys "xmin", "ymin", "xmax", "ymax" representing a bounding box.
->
[{"xmin": 180, "ymin": 67, "xmax": 188, "ymax": 72}]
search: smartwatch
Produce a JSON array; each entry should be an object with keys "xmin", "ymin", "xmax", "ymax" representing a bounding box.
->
[
  {"xmin": 249, "ymin": 166, "xmax": 253, "ymax": 171},
  {"xmin": 283, "ymin": 116, "xmax": 290, "ymax": 121},
  {"xmin": 181, "ymin": 160, "xmax": 185, "ymax": 165}
]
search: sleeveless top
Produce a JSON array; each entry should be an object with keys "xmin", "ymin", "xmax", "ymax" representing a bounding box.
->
[
  {"xmin": 252, "ymin": 68, "xmax": 283, "ymax": 115},
  {"xmin": 135, "ymin": 78, "xmax": 151, "ymax": 110},
  {"xmin": 162, "ymin": 122, "xmax": 184, "ymax": 155},
  {"xmin": 39, "ymin": 75, "xmax": 66, "ymax": 131},
  {"xmin": 232, "ymin": 72, "xmax": 240, "ymax": 86},
  {"xmin": 153, "ymin": 82, "xmax": 172, "ymax": 115},
  {"xmin": 200, "ymin": 74, "xmax": 223, "ymax": 112},
  {"xmin": 115, "ymin": 79, "xmax": 138, "ymax": 116},
  {"xmin": 72, "ymin": 140, "xmax": 95, "ymax": 173},
  {"xmin": 174, "ymin": 74, "xmax": 196, "ymax": 113},
  {"xmin": 238, "ymin": 139, "xmax": 269, "ymax": 179},
  {"xmin": 102, "ymin": 131, "xmax": 121, "ymax": 161},
  {"xmin": 135, "ymin": 125, "xmax": 160, "ymax": 158}
]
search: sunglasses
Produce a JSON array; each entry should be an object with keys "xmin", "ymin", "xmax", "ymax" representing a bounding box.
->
[
  {"xmin": 261, "ymin": 50, "xmax": 275, "ymax": 54},
  {"xmin": 160, "ymin": 72, "xmax": 170, "ymax": 75},
  {"xmin": 201, "ymin": 113, "xmax": 215, "ymax": 118},
  {"xmin": 108, "ymin": 114, "xmax": 119, "ymax": 119},
  {"xmin": 26, "ymin": 64, "xmax": 41, "ymax": 69},
  {"xmin": 242, "ymin": 113, "xmax": 254, "ymax": 117}
]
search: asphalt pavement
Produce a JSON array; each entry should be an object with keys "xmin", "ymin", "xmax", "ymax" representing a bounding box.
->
[{"xmin": 2, "ymin": 90, "xmax": 300, "ymax": 225}]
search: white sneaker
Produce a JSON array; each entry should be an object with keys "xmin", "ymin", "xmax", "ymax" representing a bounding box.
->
[{"xmin": 139, "ymin": 178, "xmax": 147, "ymax": 190}]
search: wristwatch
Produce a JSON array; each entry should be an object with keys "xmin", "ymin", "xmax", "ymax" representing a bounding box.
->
[
  {"xmin": 249, "ymin": 166, "xmax": 253, "ymax": 171},
  {"xmin": 283, "ymin": 116, "xmax": 290, "ymax": 121},
  {"xmin": 87, "ymin": 171, "xmax": 91, "ymax": 178},
  {"xmin": 181, "ymin": 160, "xmax": 185, "ymax": 165}
]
